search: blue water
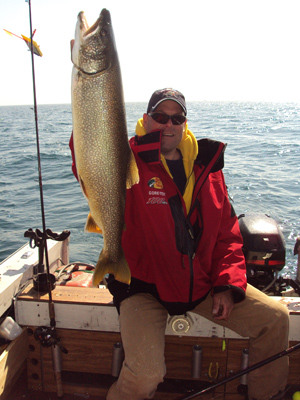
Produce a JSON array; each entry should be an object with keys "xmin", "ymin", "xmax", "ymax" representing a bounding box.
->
[{"xmin": 0, "ymin": 102, "xmax": 299, "ymax": 279}]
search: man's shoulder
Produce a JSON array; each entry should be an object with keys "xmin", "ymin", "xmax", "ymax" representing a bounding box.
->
[{"xmin": 196, "ymin": 138, "xmax": 226, "ymax": 172}]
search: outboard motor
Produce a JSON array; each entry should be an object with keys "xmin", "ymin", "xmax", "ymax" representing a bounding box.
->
[{"xmin": 238, "ymin": 213, "xmax": 285, "ymax": 293}]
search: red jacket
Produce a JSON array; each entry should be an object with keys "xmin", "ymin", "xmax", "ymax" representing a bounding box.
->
[{"xmin": 69, "ymin": 130, "xmax": 247, "ymax": 315}]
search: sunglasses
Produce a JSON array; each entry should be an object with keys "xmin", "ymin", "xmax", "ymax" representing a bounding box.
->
[{"xmin": 149, "ymin": 112, "xmax": 186, "ymax": 125}]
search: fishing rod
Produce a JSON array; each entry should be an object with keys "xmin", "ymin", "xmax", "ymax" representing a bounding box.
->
[
  {"xmin": 177, "ymin": 341, "xmax": 300, "ymax": 400},
  {"xmin": 25, "ymin": 0, "xmax": 69, "ymax": 397}
]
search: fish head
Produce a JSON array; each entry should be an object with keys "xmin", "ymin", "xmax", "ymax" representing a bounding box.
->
[{"xmin": 71, "ymin": 8, "xmax": 117, "ymax": 75}]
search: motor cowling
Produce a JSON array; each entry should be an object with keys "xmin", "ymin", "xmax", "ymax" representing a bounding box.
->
[{"xmin": 238, "ymin": 213, "xmax": 286, "ymax": 291}]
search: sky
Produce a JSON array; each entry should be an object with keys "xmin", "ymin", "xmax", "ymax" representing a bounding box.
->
[{"xmin": 1, "ymin": 0, "xmax": 300, "ymax": 106}]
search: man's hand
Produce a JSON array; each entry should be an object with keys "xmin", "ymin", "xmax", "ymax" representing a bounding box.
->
[{"xmin": 212, "ymin": 290, "xmax": 234, "ymax": 320}]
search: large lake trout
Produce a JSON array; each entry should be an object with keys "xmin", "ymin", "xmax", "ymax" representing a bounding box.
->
[{"xmin": 71, "ymin": 9, "xmax": 139, "ymax": 286}]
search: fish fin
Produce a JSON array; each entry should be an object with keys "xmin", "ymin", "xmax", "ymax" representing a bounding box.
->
[
  {"xmin": 79, "ymin": 175, "xmax": 89, "ymax": 199},
  {"xmin": 92, "ymin": 250, "xmax": 131, "ymax": 287},
  {"xmin": 126, "ymin": 150, "xmax": 140, "ymax": 189},
  {"xmin": 84, "ymin": 213, "xmax": 103, "ymax": 234}
]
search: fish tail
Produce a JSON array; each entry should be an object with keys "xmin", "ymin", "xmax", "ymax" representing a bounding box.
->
[{"xmin": 92, "ymin": 250, "xmax": 131, "ymax": 287}]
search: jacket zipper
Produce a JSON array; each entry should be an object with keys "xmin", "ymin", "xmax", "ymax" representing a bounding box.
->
[
  {"xmin": 187, "ymin": 224, "xmax": 195, "ymax": 303},
  {"xmin": 186, "ymin": 142, "xmax": 226, "ymax": 305}
]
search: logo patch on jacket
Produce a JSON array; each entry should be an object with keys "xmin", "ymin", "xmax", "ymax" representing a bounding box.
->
[
  {"xmin": 148, "ymin": 177, "xmax": 163, "ymax": 189},
  {"xmin": 147, "ymin": 178, "xmax": 167, "ymax": 205}
]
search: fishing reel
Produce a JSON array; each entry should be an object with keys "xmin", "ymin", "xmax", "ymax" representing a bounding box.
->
[{"xmin": 34, "ymin": 326, "xmax": 68, "ymax": 354}]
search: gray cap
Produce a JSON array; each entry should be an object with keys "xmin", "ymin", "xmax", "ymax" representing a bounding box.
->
[{"xmin": 147, "ymin": 88, "xmax": 187, "ymax": 115}]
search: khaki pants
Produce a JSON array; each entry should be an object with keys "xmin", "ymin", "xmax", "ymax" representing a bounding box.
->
[{"xmin": 106, "ymin": 284, "xmax": 289, "ymax": 400}]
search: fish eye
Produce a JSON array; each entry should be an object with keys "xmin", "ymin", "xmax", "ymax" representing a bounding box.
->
[{"xmin": 100, "ymin": 29, "xmax": 108, "ymax": 36}]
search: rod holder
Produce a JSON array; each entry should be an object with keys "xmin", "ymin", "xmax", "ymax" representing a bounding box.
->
[
  {"xmin": 191, "ymin": 344, "xmax": 202, "ymax": 379},
  {"xmin": 51, "ymin": 344, "xmax": 63, "ymax": 398},
  {"xmin": 111, "ymin": 342, "xmax": 123, "ymax": 377},
  {"xmin": 237, "ymin": 348, "xmax": 249, "ymax": 395},
  {"xmin": 51, "ymin": 344, "xmax": 63, "ymax": 372},
  {"xmin": 295, "ymin": 237, "xmax": 300, "ymax": 283},
  {"xmin": 240, "ymin": 348, "xmax": 249, "ymax": 385}
]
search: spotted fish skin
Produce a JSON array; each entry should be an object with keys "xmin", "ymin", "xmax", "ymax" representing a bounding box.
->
[{"xmin": 71, "ymin": 9, "xmax": 139, "ymax": 286}]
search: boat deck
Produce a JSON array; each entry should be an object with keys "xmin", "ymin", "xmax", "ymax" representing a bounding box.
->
[
  {"xmin": 6, "ymin": 368, "xmax": 300, "ymax": 400},
  {"xmin": 1, "ymin": 283, "xmax": 299, "ymax": 400}
]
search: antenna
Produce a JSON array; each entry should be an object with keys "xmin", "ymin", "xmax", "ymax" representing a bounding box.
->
[{"xmin": 24, "ymin": 1, "xmax": 69, "ymax": 397}]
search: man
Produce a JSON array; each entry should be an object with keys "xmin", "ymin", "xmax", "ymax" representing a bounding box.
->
[{"xmin": 70, "ymin": 88, "xmax": 289, "ymax": 400}]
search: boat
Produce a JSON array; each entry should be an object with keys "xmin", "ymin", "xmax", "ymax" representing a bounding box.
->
[
  {"xmin": 2, "ymin": 2, "xmax": 299, "ymax": 398},
  {"xmin": 1, "ymin": 213, "xmax": 300, "ymax": 400}
]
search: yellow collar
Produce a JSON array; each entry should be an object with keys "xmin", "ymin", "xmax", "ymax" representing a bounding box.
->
[{"xmin": 135, "ymin": 118, "xmax": 198, "ymax": 213}]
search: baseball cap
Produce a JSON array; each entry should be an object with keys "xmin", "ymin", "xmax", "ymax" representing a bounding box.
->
[{"xmin": 147, "ymin": 88, "xmax": 187, "ymax": 115}]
